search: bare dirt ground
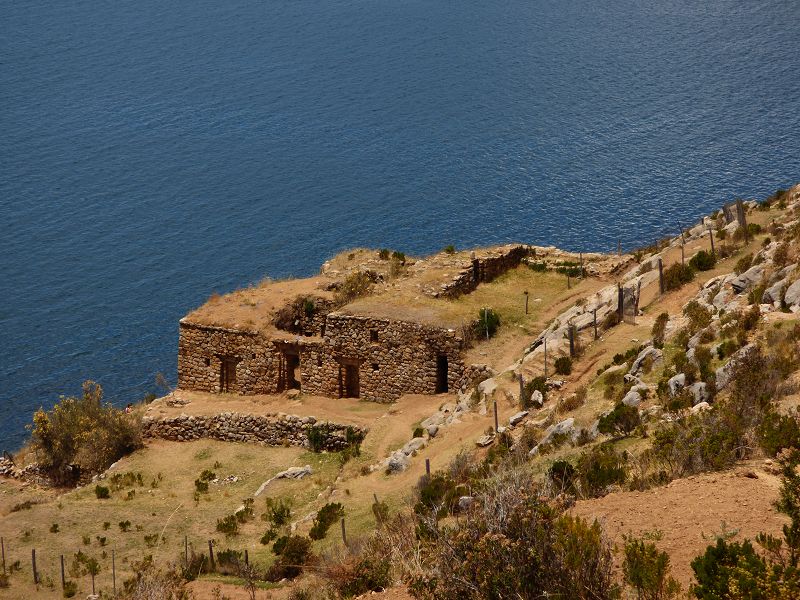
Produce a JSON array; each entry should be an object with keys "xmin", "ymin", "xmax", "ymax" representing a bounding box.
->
[{"xmin": 572, "ymin": 462, "xmax": 787, "ymax": 590}]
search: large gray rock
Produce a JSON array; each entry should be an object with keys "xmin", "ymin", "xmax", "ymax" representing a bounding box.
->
[
  {"xmin": 688, "ymin": 382, "xmax": 709, "ymax": 405},
  {"xmin": 509, "ymin": 411, "xmax": 529, "ymax": 427},
  {"xmin": 715, "ymin": 343, "xmax": 756, "ymax": 390},
  {"xmin": 401, "ymin": 437, "xmax": 426, "ymax": 456},
  {"xmin": 387, "ymin": 451, "xmax": 410, "ymax": 473},
  {"xmin": 629, "ymin": 346, "xmax": 663, "ymax": 377},
  {"xmin": 275, "ymin": 465, "xmax": 313, "ymax": 480},
  {"xmin": 784, "ymin": 279, "xmax": 800, "ymax": 309},
  {"xmin": 762, "ymin": 279, "xmax": 787, "ymax": 305},
  {"xmin": 668, "ymin": 373, "xmax": 686, "ymax": 396},
  {"xmin": 622, "ymin": 390, "xmax": 642, "ymax": 407},
  {"xmin": 529, "ymin": 390, "xmax": 544, "ymax": 408},
  {"xmin": 731, "ymin": 264, "xmax": 765, "ymax": 294},
  {"xmin": 539, "ymin": 418, "xmax": 575, "ymax": 446}
]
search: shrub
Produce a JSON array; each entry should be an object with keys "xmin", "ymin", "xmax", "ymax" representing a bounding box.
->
[
  {"xmin": 623, "ymin": 536, "xmax": 681, "ymax": 600},
  {"xmin": 414, "ymin": 473, "xmax": 459, "ymax": 519},
  {"xmin": 378, "ymin": 248, "xmax": 390, "ymax": 260},
  {"xmin": 413, "ymin": 426, "xmax": 424, "ymax": 438},
  {"xmin": 475, "ymin": 308, "xmax": 500, "ymax": 339},
  {"xmin": 29, "ymin": 381, "xmax": 142, "ymax": 484},
  {"xmin": 119, "ymin": 520, "xmax": 131, "ymax": 532},
  {"xmin": 0, "ymin": 573, "xmax": 7, "ymax": 589},
  {"xmin": 559, "ymin": 387, "xmax": 586, "ymax": 413},
  {"xmin": 95, "ymin": 485, "xmax": 110, "ymax": 499},
  {"xmin": 774, "ymin": 242, "xmax": 790, "ymax": 268},
  {"xmin": 734, "ymin": 253, "xmax": 753, "ymax": 275},
  {"xmin": 334, "ymin": 271, "xmax": 375, "ymax": 305},
  {"xmin": 63, "ymin": 580, "xmax": 77, "ymax": 597},
  {"xmin": 407, "ymin": 486, "xmax": 619, "ymax": 599},
  {"xmin": 651, "ymin": 313, "xmax": 669, "ymax": 348},
  {"xmin": 548, "ymin": 460, "xmax": 577, "ymax": 494},
  {"xmin": 757, "ymin": 411, "xmax": 800, "ymax": 457},
  {"xmin": 309, "ymin": 502, "xmax": 345, "ymax": 540},
  {"xmin": 689, "ymin": 250, "xmax": 716, "ymax": 272},
  {"xmin": 695, "ymin": 345, "xmax": 714, "ymax": 381},
  {"xmin": 263, "ymin": 498, "xmax": 291, "ymax": 527},
  {"xmin": 121, "ymin": 556, "xmax": 189, "ymax": 599},
  {"xmin": 372, "ymin": 497, "xmax": 390, "ymax": 526},
  {"xmin": 663, "ymin": 263, "xmax": 695, "ymax": 291},
  {"xmin": 194, "ymin": 479, "xmax": 208, "ymax": 493},
  {"xmin": 266, "ymin": 536, "xmax": 312, "ymax": 581},
  {"xmin": 216, "ymin": 514, "xmax": 239, "ymax": 536},
  {"xmin": 260, "ymin": 528, "xmax": 278, "ymax": 545},
  {"xmin": 683, "ymin": 300, "xmax": 712, "ymax": 334},
  {"xmin": 575, "ymin": 445, "xmax": 627, "ymax": 498},
  {"xmin": 50, "ymin": 523, "xmax": 60, "ymax": 533},
  {"xmin": 520, "ymin": 376, "xmax": 547, "ymax": 409},
  {"xmin": 235, "ymin": 498, "xmax": 255, "ymax": 523},
  {"xmin": 443, "ymin": 245, "xmax": 456, "ymax": 254},
  {"xmin": 554, "ymin": 356, "xmax": 572, "ymax": 376},
  {"xmin": 307, "ymin": 424, "xmax": 330, "ymax": 452},
  {"xmin": 598, "ymin": 403, "xmax": 641, "ymax": 438},
  {"xmin": 325, "ymin": 554, "xmax": 393, "ymax": 598}
]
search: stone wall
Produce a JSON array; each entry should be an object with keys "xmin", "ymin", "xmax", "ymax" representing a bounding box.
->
[
  {"xmin": 141, "ymin": 413, "xmax": 366, "ymax": 451},
  {"xmin": 302, "ymin": 314, "xmax": 466, "ymax": 402},
  {"xmin": 179, "ymin": 315, "xmax": 466, "ymax": 403},
  {"xmin": 437, "ymin": 245, "xmax": 529, "ymax": 298}
]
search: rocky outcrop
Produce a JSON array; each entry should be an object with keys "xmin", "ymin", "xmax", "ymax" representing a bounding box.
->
[{"xmin": 141, "ymin": 412, "xmax": 366, "ymax": 451}]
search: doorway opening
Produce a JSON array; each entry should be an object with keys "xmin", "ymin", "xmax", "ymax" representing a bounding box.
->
[
  {"xmin": 339, "ymin": 363, "xmax": 360, "ymax": 398},
  {"xmin": 285, "ymin": 352, "xmax": 301, "ymax": 390},
  {"xmin": 436, "ymin": 355, "xmax": 449, "ymax": 393},
  {"xmin": 219, "ymin": 357, "xmax": 238, "ymax": 393}
]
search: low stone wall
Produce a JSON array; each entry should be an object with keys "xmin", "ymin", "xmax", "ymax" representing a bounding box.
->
[
  {"xmin": 437, "ymin": 245, "xmax": 529, "ymax": 298},
  {"xmin": 141, "ymin": 413, "xmax": 367, "ymax": 451},
  {"xmin": 0, "ymin": 457, "xmax": 48, "ymax": 485}
]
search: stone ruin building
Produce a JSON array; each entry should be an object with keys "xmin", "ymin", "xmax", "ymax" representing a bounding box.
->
[{"xmin": 177, "ymin": 245, "xmax": 531, "ymax": 403}]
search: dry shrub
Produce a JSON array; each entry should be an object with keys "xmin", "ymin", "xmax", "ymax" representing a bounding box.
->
[
  {"xmin": 559, "ymin": 386, "xmax": 587, "ymax": 413},
  {"xmin": 121, "ymin": 557, "xmax": 190, "ymax": 600},
  {"xmin": 334, "ymin": 271, "xmax": 375, "ymax": 305}
]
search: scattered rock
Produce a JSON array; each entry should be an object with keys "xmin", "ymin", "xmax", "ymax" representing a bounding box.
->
[
  {"xmin": 668, "ymin": 373, "xmax": 686, "ymax": 396},
  {"xmin": 629, "ymin": 346, "xmax": 663, "ymax": 377},
  {"xmin": 622, "ymin": 390, "xmax": 642, "ymax": 407},
  {"xmin": 476, "ymin": 434, "xmax": 495, "ymax": 447},
  {"xmin": 275, "ymin": 465, "xmax": 312, "ymax": 480},
  {"xmin": 509, "ymin": 411, "xmax": 529, "ymax": 427},
  {"xmin": 690, "ymin": 402, "xmax": 711, "ymax": 414},
  {"xmin": 457, "ymin": 496, "xmax": 475, "ymax": 511}
]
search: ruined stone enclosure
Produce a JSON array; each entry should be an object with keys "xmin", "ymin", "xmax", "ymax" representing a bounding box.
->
[{"xmin": 177, "ymin": 244, "xmax": 605, "ymax": 403}]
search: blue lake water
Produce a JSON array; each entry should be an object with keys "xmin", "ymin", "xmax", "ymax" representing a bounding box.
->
[{"xmin": 1, "ymin": 0, "xmax": 799, "ymax": 449}]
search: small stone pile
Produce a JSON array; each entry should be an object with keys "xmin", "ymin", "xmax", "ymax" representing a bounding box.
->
[{"xmin": 142, "ymin": 412, "xmax": 367, "ymax": 452}]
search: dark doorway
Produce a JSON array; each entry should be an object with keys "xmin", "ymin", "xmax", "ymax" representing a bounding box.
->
[
  {"xmin": 340, "ymin": 363, "xmax": 360, "ymax": 398},
  {"xmin": 436, "ymin": 355, "xmax": 449, "ymax": 393},
  {"xmin": 220, "ymin": 357, "xmax": 237, "ymax": 393},
  {"xmin": 285, "ymin": 353, "xmax": 301, "ymax": 390}
]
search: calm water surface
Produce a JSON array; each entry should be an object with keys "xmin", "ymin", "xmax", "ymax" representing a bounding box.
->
[{"xmin": 1, "ymin": 0, "xmax": 799, "ymax": 448}]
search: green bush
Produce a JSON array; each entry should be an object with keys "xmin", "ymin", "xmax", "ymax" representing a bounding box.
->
[
  {"xmin": 443, "ymin": 245, "xmax": 456, "ymax": 254},
  {"xmin": 598, "ymin": 403, "xmax": 641, "ymax": 438},
  {"xmin": 554, "ymin": 356, "xmax": 572, "ymax": 376},
  {"xmin": 663, "ymin": 263, "xmax": 695, "ymax": 292},
  {"xmin": 413, "ymin": 426, "xmax": 424, "ymax": 438},
  {"xmin": 683, "ymin": 300, "xmax": 712, "ymax": 334},
  {"xmin": 62, "ymin": 580, "xmax": 78, "ymax": 597},
  {"xmin": 734, "ymin": 253, "xmax": 753, "ymax": 275},
  {"xmin": 521, "ymin": 376, "xmax": 548, "ymax": 409},
  {"xmin": 622, "ymin": 536, "xmax": 681, "ymax": 599},
  {"xmin": 309, "ymin": 502, "xmax": 345, "ymax": 540},
  {"xmin": 548, "ymin": 460, "xmax": 576, "ymax": 494},
  {"xmin": 263, "ymin": 498, "xmax": 291, "ymax": 527},
  {"xmin": 266, "ymin": 536, "xmax": 312, "ymax": 581},
  {"xmin": 194, "ymin": 479, "xmax": 209, "ymax": 493},
  {"xmin": 95, "ymin": 485, "xmax": 110, "ymax": 499},
  {"xmin": 689, "ymin": 250, "xmax": 717, "ymax": 272},
  {"xmin": 307, "ymin": 424, "xmax": 329, "ymax": 452},
  {"xmin": 575, "ymin": 445, "xmax": 627, "ymax": 498},
  {"xmin": 216, "ymin": 514, "xmax": 239, "ymax": 536},
  {"xmin": 334, "ymin": 271, "xmax": 375, "ymax": 305},
  {"xmin": 414, "ymin": 473, "xmax": 459, "ymax": 519},
  {"xmin": 29, "ymin": 381, "xmax": 142, "ymax": 485},
  {"xmin": 652, "ymin": 313, "xmax": 669, "ymax": 348},
  {"xmin": 260, "ymin": 528, "xmax": 278, "ymax": 545},
  {"xmin": 475, "ymin": 308, "xmax": 500, "ymax": 339},
  {"xmin": 378, "ymin": 248, "xmax": 390, "ymax": 260},
  {"xmin": 757, "ymin": 411, "xmax": 800, "ymax": 457}
]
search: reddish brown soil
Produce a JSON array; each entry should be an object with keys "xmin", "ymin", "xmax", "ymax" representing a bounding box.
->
[{"xmin": 572, "ymin": 463, "xmax": 787, "ymax": 589}]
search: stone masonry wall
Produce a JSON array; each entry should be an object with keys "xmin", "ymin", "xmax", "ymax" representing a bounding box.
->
[
  {"xmin": 436, "ymin": 245, "xmax": 529, "ymax": 298},
  {"xmin": 301, "ymin": 315, "xmax": 466, "ymax": 402},
  {"xmin": 141, "ymin": 412, "xmax": 366, "ymax": 451},
  {"xmin": 178, "ymin": 321, "xmax": 283, "ymax": 395}
]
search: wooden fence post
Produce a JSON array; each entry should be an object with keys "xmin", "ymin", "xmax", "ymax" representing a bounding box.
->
[
  {"xmin": 244, "ymin": 549, "xmax": 249, "ymax": 565},
  {"xmin": 544, "ymin": 338, "xmax": 548, "ymax": 379},
  {"xmin": 208, "ymin": 540, "xmax": 215, "ymax": 573},
  {"xmin": 658, "ymin": 258, "xmax": 664, "ymax": 294},
  {"xmin": 341, "ymin": 518, "xmax": 347, "ymax": 546},
  {"xmin": 31, "ymin": 549, "xmax": 37, "ymax": 585},
  {"xmin": 112, "ymin": 549, "xmax": 117, "ymax": 597},
  {"xmin": 493, "ymin": 401, "xmax": 499, "ymax": 432},
  {"xmin": 1, "ymin": 536, "xmax": 5, "ymax": 575},
  {"xmin": 60, "ymin": 555, "xmax": 65, "ymax": 591},
  {"xmin": 593, "ymin": 309, "xmax": 598, "ymax": 340},
  {"xmin": 524, "ymin": 291, "xmax": 529, "ymax": 315},
  {"xmin": 568, "ymin": 325, "xmax": 575, "ymax": 358},
  {"xmin": 708, "ymin": 227, "xmax": 715, "ymax": 254},
  {"xmin": 184, "ymin": 536, "xmax": 188, "ymax": 567},
  {"xmin": 425, "ymin": 458, "xmax": 430, "ymax": 476}
]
